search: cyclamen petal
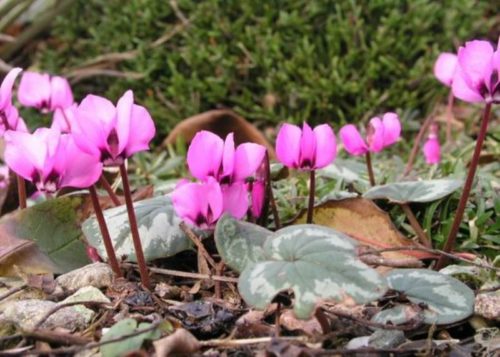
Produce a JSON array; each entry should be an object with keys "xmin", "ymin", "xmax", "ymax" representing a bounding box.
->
[
  {"xmin": 187, "ymin": 131, "xmax": 224, "ymax": 180},
  {"xmin": 451, "ymin": 66, "xmax": 485, "ymax": 103},
  {"xmin": 18, "ymin": 72, "xmax": 73, "ymax": 112},
  {"xmin": 232, "ymin": 142, "xmax": 266, "ymax": 182},
  {"xmin": 276, "ymin": 123, "xmax": 302, "ymax": 168},
  {"xmin": 312, "ymin": 124, "xmax": 336, "ymax": 169},
  {"xmin": 299, "ymin": 123, "xmax": 317, "ymax": 168},
  {"xmin": 457, "ymin": 40, "xmax": 494, "ymax": 93},
  {"xmin": 249, "ymin": 180, "xmax": 265, "ymax": 218},
  {"xmin": 49, "ymin": 76, "xmax": 73, "ymax": 110},
  {"xmin": 171, "ymin": 178, "xmax": 223, "ymax": 228},
  {"xmin": 0, "ymin": 67, "xmax": 22, "ymax": 109},
  {"xmin": 381, "ymin": 112, "xmax": 401, "ymax": 147},
  {"xmin": 222, "ymin": 133, "xmax": 236, "ymax": 179},
  {"xmin": 434, "ymin": 53, "xmax": 458, "ymax": 86},
  {"xmin": 423, "ymin": 136, "xmax": 440, "ymax": 164},
  {"xmin": 366, "ymin": 117, "xmax": 385, "ymax": 152},
  {"xmin": 339, "ymin": 124, "xmax": 368, "ymax": 156},
  {"xmin": 221, "ymin": 183, "xmax": 249, "ymax": 219}
]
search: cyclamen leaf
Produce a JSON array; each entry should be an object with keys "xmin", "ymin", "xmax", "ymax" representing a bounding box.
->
[
  {"xmin": 374, "ymin": 269, "xmax": 474, "ymax": 325},
  {"xmin": 82, "ymin": 196, "xmax": 195, "ymax": 262},
  {"xmin": 238, "ymin": 224, "xmax": 387, "ymax": 319},
  {"xmin": 214, "ymin": 214, "xmax": 271, "ymax": 273},
  {"xmin": 363, "ymin": 179, "xmax": 462, "ymax": 203}
]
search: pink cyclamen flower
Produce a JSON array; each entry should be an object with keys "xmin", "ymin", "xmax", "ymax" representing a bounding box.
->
[
  {"xmin": 276, "ymin": 122, "xmax": 336, "ymax": 170},
  {"xmin": 451, "ymin": 40, "xmax": 500, "ymax": 104},
  {"xmin": 4, "ymin": 128, "xmax": 102, "ymax": 194},
  {"xmin": 0, "ymin": 67, "xmax": 27, "ymax": 135},
  {"xmin": 248, "ymin": 180, "xmax": 265, "ymax": 218},
  {"xmin": 187, "ymin": 131, "xmax": 266, "ymax": 184},
  {"xmin": 171, "ymin": 178, "xmax": 224, "ymax": 229},
  {"xmin": 434, "ymin": 53, "xmax": 458, "ymax": 87},
  {"xmin": 339, "ymin": 113, "xmax": 401, "ymax": 156},
  {"xmin": 422, "ymin": 124, "xmax": 441, "ymax": 164},
  {"xmin": 18, "ymin": 72, "xmax": 73, "ymax": 112},
  {"xmin": 72, "ymin": 90, "xmax": 156, "ymax": 166}
]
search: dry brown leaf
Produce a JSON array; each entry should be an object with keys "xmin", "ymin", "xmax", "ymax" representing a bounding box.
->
[
  {"xmin": 295, "ymin": 198, "xmax": 432, "ymax": 260},
  {"xmin": 163, "ymin": 109, "xmax": 275, "ymax": 157},
  {"xmin": 279, "ymin": 309, "xmax": 322, "ymax": 336},
  {"xmin": 0, "ymin": 233, "xmax": 57, "ymax": 277},
  {"xmin": 153, "ymin": 328, "xmax": 200, "ymax": 357}
]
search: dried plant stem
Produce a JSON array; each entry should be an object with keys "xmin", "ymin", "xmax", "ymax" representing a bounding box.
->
[
  {"xmin": 265, "ymin": 152, "xmax": 281, "ymax": 229},
  {"xmin": 306, "ymin": 170, "xmax": 316, "ymax": 224},
  {"xmin": 436, "ymin": 103, "xmax": 492, "ymax": 270},
  {"xmin": 445, "ymin": 91, "xmax": 454, "ymax": 143},
  {"xmin": 365, "ymin": 152, "xmax": 375, "ymax": 186},
  {"xmin": 119, "ymin": 163, "xmax": 151, "ymax": 288},
  {"xmin": 179, "ymin": 221, "xmax": 217, "ymax": 269},
  {"xmin": 400, "ymin": 203, "xmax": 432, "ymax": 248},
  {"xmin": 16, "ymin": 174, "xmax": 26, "ymax": 209},
  {"xmin": 124, "ymin": 263, "xmax": 239, "ymax": 283},
  {"xmin": 88, "ymin": 186, "xmax": 122, "ymax": 277},
  {"xmin": 99, "ymin": 175, "xmax": 121, "ymax": 206},
  {"xmin": 403, "ymin": 113, "xmax": 434, "ymax": 177}
]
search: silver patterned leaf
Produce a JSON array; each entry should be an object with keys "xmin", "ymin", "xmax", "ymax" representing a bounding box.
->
[
  {"xmin": 378, "ymin": 269, "xmax": 474, "ymax": 324},
  {"xmin": 82, "ymin": 196, "xmax": 195, "ymax": 262},
  {"xmin": 238, "ymin": 225, "xmax": 387, "ymax": 319},
  {"xmin": 214, "ymin": 214, "xmax": 271, "ymax": 273},
  {"xmin": 363, "ymin": 179, "xmax": 462, "ymax": 203}
]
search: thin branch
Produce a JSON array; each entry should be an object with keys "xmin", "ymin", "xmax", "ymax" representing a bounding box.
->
[
  {"xmin": 179, "ymin": 221, "xmax": 217, "ymax": 269},
  {"xmin": 400, "ymin": 203, "xmax": 432, "ymax": 248},
  {"xmin": 360, "ymin": 253, "xmax": 424, "ymax": 268},
  {"xmin": 403, "ymin": 112, "xmax": 435, "ymax": 177},
  {"xmin": 123, "ymin": 263, "xmax": 238, "ymax": 283}
]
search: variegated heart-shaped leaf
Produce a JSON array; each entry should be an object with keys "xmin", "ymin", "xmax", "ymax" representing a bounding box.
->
[
  {"xmin": 83, "ymin": 196, "xmax": 196, "ymax": 262},
  {"xmin": 374, "ymin": 269, "xmax": 474, "ymax": 325},
  {"xmin": 238, "ymin": 225, "xmax": 387, "ymax": 319},
  {"xmin": 214, "ymin": 214, "xmax": 271, "ymax": 273},
  {"xmin": 363, "ymin": 179, "xmax": 462, "ymax": 203}
]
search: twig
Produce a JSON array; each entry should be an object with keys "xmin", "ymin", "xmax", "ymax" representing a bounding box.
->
[
  {"xmin": 169, "ymin": 0, "xmax": 190, "ymax": 26},
  {"xmin": 22, "ymin": 329, "xmax": 90, "ymax": 346},
  {"xmin": 67, "ymin": 69, "xmax": 144, "ymax": 83},
  {"xmin": 32, "ymin": 301, "xmax": 110, "ymax": 331},
  {"xmin": 0, "ymin": 284, "xmax": 27, "ymax": 302},
  {"xmin": 179, "ymin": 221, "xmax": 217, "ymax": 269},
  {"xmin": 99, "ymin": 175, "xmax": 121, "ymax": 206},
  {"xmin": 403, "ymin": 112, "xmax": 435, "ymax": 177},
  {"xmin": 124, "ymin": 263, "xmax": 238, "ymax": 283},
  {"xmin": 400, "ymin": 203, "xmax": 432, "ymax": 248},
  {"xmin": 16, "ymin": 175, "xmax": 26, "ymax": 209},
  {"xmin": 214, "ymin": 262, "xmax": 225, "ymax": 299},
  {"xmin": 198, "ymin": 336, "xmax": 308, "ymax": 347},
  {"xmin": 359, "ymin": 246, "xmax": 500, "ymax": 272},
  {"xmin": 360, "ymin": 253, "xmax": 424, "ymax": 268}
]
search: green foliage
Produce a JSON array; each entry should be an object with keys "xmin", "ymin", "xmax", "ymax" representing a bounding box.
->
[{"xmin": 35, "ymin": 0, "xmax": 492, "ymax": 138}]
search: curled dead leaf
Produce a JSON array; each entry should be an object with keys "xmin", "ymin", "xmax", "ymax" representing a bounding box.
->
[
  {"xmin": 153, "ymin": 328, "xmax": 200, "ymax": 357},
  {"xmin": 294, "ymin": 198, "xmax": 432, "ymax": 260},
  {"xmin": 163, "ymin": 109, "xmax": 275, "ymax": 157}
]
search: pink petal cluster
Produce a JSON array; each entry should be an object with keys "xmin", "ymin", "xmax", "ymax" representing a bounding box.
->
[
  {"xmin": 434, "ymin": 53, "xmax": 458, "ymax": 87},
  {"xmin": 422, "ymin": 124, "xmax": 441, "ymax": 164},
  {"xmin": 0, "ymin": 68, "xmax": 27, "ymax": 135},
  {"xmin": 339, "ymin": 113, "xmax": 401, "ymax": 156},
  {"xmin": 451, "ymin": 40, "xmax": 500, "ymax": 104},
  {"xmin": 276, "ymin": 123, "xmax": 336, "ymax": 170},
  {"xmin": 18, "ymin": 72, "xmax": 73, "ymax": 112},
  {"xmin": 172, "ymin": 131, "xmax": 267, "ymax": 228},
  {"xmin": 4, "ymin": 128, "xmax": 102, "ymax": 194},
  {"xmin": 72, "ymin": 90, "xmax": 156, "ymax": 166}
]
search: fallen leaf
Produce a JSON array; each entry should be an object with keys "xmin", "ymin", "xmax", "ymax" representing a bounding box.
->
[
  {"xmin": 153, "ymin": 328, "xmax": 200, "ymax": 357},
  {"xmin": 279, "ymin": 309, "xmax": 322, "ymax": 336},
  {"xmin": 163, "ymin": 109, "xmax": 275, "ymax": 157},
  {"xmin": 0, "ymin": 195, "xmax": 90, "ymax": 276},
  {"xmin": 294, "ymin": 198, "xmax": 432, "ymax": 260}
]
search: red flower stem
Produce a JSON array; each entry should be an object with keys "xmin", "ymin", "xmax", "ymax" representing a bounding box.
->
[
  {"xmin": 400, "ymin": 203, "xmax": 432, "ymax": 248},
  {"xmin": 306, "ymin": 170, "xmax": 316, "ymax": 224},
  {"xmin": 99, "ymin": 175, "xmax": 121, "ymax": 206},
  {"xmin": 119, "ymin": 163, "xmax": 151, "ymax": 288},
  {"xmin": 16, "ymin": 174, "xmax": 26, "ymax": 209},
  {"xmin": 435, "ymin": 102, "xmax": 492, "ymax": 270},
  {"xmin": 365, "ymin": 152, "xmax": 376, "ymax": 187},
  {"xmin": 88, "ymin": 185, "xmax": 122, "ymax": 277},
  {"xmin": 402, "ymin": 113, "xmax": 434, "ymax": 177},
  {"xmin": 445, "ymin": 91, "xmax": 454, "ymax": 143},
  {"xmin": 265, "ymin": 152, "xmax": 281, "ymax": 229}
]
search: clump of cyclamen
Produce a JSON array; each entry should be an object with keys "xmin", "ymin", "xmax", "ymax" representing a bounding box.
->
[{"xmin": 172, "ymin": 131, "xmax": 266, "ymax": 228}]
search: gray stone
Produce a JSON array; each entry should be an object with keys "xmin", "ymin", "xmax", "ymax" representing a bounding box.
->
[
  {"xmin": 56, "ymin": 262, "xmax": 114, "ymax": 291},
  {"xmin": 1, "ymin": 299, "xmax": 90, "ymax": 331}
]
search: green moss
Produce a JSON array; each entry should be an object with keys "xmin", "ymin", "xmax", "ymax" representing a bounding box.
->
[{"xmin": 35, "ymin": 0, "xmax": 493, "ymax": 139}]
